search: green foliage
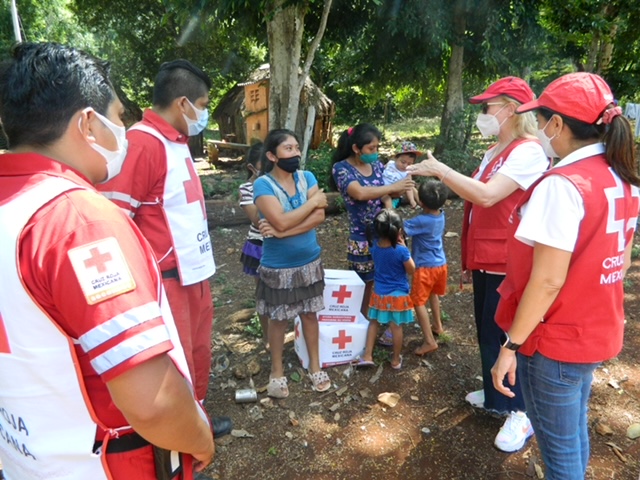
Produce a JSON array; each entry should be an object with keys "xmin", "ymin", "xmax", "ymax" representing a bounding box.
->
[
  {"xmin": 244, "ymin": 313, "xmax": 263, "ymax": 338},
  {"xmin": 631, "ymin": 244, "xmax": 640, "ymax": 260},
  {"xmin": 305, "ymin": 143, "xmax": 334, "ymax": 191},
  {"xmin": 372, "ymin": 345, "xmax": 390, "ymax": 365},
  {"xmin": 437, "ymin": 331, "xmax": 453, "ymax": 344}
]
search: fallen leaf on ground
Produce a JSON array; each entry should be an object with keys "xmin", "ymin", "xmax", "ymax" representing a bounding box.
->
[
  {"xmin": 626, "ymin": 423, "xmax": 640, "ymax": 439},
  {"xmin": 369, "ymin": 365, "xmax": 384, "ymax": 384},
  {"xmin": 595, "ymin": 423, "xmax": 614, "ymax": 436},
  {"xmin": 231, "ymin": 429, "xmax": 255, "ymax": 438},
  {"xmin": 377, "ymin": 392, "xmax": 400, "ymax": 408}
]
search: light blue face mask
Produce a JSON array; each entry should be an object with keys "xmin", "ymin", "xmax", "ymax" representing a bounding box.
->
[
  {"xmin": 183, "ymin": 98, "xmax": 209, "ymax": 136},
  {"xmin": 360, "ymin": 152, "xmax": 378, "ymax": 164}
]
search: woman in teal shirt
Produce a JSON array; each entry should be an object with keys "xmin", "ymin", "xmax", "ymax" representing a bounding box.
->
[{"xmin": 254, "ymin": 129, "xmax": 330, "ymax": 398}]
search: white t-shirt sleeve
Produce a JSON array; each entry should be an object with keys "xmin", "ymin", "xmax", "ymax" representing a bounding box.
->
[
  {"xmin": 516, "ymin": 175, "xmax": 585, "ymax": 252},
  {"xmin": 497, "ymin": 142, "xmax": 549, "ymax": 189}
]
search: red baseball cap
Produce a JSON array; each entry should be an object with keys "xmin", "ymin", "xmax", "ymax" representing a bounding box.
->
[
  {"xmin": 469, "ymin": 76, "xmax": 535, "ymax": 105},
  {"xmin": 516, "ymin": 72, "xmax": 614, "ymax": 124}
]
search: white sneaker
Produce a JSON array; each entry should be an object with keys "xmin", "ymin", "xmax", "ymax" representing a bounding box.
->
[
  {"xmin": 494, "ymin": 411, "xmax": 534, "ymax": 452},
  {"xmin": 465, "ymin": 389, "xmax": 485, "ymax": 409}
]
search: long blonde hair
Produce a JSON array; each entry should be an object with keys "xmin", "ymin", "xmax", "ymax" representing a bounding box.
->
[{"xmin": 498, "ymin": 95, "xmax": 537, "ymax": 140}]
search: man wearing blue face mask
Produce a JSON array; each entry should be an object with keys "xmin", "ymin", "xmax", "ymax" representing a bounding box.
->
[
  {"xmin": 97, "ymin": 60, "xmax": 231, "ymax": 439},
  {"xmin": 0, "ymin": 42, "xmax": 214, "ymax": 480}
]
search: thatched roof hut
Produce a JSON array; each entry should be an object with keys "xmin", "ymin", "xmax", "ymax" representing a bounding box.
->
[{"xmin": 213, "ymin": 64, "xmax": 335, "ymax": 149}]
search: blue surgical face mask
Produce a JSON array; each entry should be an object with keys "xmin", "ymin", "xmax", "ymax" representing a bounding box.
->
[
  {"xmin": 360, "ymin": 152, "xmax": 378, "ymax": 164},
  {"xmin": 183, "ymin": 98, "xmax": 209, "ymax": 136}
]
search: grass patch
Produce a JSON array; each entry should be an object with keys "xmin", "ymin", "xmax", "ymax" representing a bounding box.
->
[{"xmin": 631, "ymin": 244, "xmax": 640, "ymax": 260}]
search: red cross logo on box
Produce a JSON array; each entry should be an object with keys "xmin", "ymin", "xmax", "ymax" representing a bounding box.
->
[
  {"xmin": 294, "ymin": 322, "xmax": 300, "ymax": 339},
  {"xmin": 83, "ymin": 247, "xmax": 113, "ymax": 274},
  {"xmin": 332, "ymin": 330, "xmax": 353, "ymax": 350},
  {"xmin": 331, "ymin": 285, "xmax": 352, "ymax": 304}
]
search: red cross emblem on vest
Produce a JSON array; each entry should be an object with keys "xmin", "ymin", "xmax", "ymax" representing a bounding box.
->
[
  {"xmin": 332, "ymin": 330, "xmax": 352, "ymax": 350},
  {"xmin": 0, "ymin": 313, "xmax": 11, "ymax": 354},
  {"xmin": 331, "ymin": 285, "xmax": 352, "ymax": 304},
  {"xmin": 183, "ymin": 158, "xmax": 206, "ymax": 219},
  {"xmin": 83, "ymin": 247, "xmax": 113, "ymax": 274}
]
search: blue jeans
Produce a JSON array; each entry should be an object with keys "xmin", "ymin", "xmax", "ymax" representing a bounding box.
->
[
  {"xmin": 519, "ymin": 352, "xmax": 599, "ymax": 480},
  {"xmin": 472, "ymin": 270, "xmax": 526, "ymax": 413}
]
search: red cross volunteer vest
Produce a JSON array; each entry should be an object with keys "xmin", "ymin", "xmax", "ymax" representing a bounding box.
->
[
  {"xmin": 496, "ymin": 154, "xmax": 640, "ymax": 363},
  {"xmin": 461, "ymin": 138, "xmax": 542, "ymax": 273},
  {"xmin": 129, "ymin": 124, "xmax": 216, "ymax": 286}
]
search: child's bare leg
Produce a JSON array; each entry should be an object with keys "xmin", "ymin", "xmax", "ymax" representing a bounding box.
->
[
  {"xmin": 428, "ymin": 294, "xmax": 443, "ymax": 335},
  {"xmin": 414, "ymin": 305, "xmax": 438, "ymax": 355},
  {"xmin": 389, "ymin": 322, "xmax": 403, "ymax": 367},
  {"xmin": 406, "ymin": 187, "xmax": 418, "ymax": 208},
  {"xmin": 361, "ymin": 318, "xmax": 379, "ymax": 362},
  {"xmin": 259, "ymin": 314, "xmax": 270, "ymax": 350}
]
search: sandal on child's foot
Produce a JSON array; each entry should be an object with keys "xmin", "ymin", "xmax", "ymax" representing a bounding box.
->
[
  {"xmin": 390, "ymin": 355, "xmax": 403, "ymax": 370},
  {"xmin": 267, "ymin": 376, "xmax": 289, "ymax": 399},
  {"xmin": 308, "ymin": 370, "xmax": 331, "ymax": 392}
]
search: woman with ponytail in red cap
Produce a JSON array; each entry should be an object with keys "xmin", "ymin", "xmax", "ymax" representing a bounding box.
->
[{"xmin": 491, "ymin": 72, "xmax": 640, "ymax": 479}]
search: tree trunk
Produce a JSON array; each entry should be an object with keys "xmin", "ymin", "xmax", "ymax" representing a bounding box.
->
[
  {"xmin": 435, "ymin": 2, "xmax": 466, "ymax": 156},
  {"xmin": 266, "ymin": 0, "xmax": 306, "ymax": 131}
]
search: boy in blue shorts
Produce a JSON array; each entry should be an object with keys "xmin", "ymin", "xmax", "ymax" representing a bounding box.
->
[{"xmin": 404, "ymin": 179, "xmax": 449, "ymax": 356}]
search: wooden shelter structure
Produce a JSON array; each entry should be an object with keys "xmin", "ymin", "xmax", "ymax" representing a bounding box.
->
[{"xmin": 213, "ymin": 64, "xmax": 335, "ymax": 149}]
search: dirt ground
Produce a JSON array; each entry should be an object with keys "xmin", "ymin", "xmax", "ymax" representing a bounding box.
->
[{"xmin": 199, "ymin": 163, "xmax": 640, "ymax": 480}]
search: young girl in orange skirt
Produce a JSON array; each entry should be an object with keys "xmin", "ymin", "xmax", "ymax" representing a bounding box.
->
[{"xmin": 354, "ymin": 209, "xmax": 415, "ymax": 369}]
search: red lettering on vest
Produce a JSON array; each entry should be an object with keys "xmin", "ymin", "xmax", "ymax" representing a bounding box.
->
[
  {"xmin": 331, "ymin": 285, "xmax": 352, "ymax": 304},
  {"xmin": 332, "ymin": 330, "xmax": 353, "ymax": 350},
  {"xmin": 83, "ymin": 247, "xmax": 112, "ymax": 274},
  {"xmin": 0, "ymin": 313, "xmax": 11, "ymax": 354},
  {"xmin": 183, "ymin": 158, "xmax": 206, "ymax": 219}
]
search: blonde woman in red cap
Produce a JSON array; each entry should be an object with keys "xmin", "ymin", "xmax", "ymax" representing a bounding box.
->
[
  {"xmin": 408, "ymin": 77, "xmax": 549, "ymax": 452},
  {"xmin": 490, "ymin": 72, "xmax": 640, "ymax": 479}
]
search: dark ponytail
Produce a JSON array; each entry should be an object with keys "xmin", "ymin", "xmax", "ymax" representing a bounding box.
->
[
  {"xmin": 329, "ymin": 123, "xmax": 382, "ymax": 190},
  {"xmin": 603, "ymin": 113, "xmax": 640, "ymax": 186},
  {"xmin": 368, "ymin": 208, "xmax": 404, "ymax": 248}
]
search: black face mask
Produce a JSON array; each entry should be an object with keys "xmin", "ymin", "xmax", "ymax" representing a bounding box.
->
[{"xmin": 276, "ymin": 155, "xmax": 301, "ymax": 173}]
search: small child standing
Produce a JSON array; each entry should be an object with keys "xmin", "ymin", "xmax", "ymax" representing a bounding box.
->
[
  {"xmin": 239, "ymin": 142, "xmax": 269, "ymax": 349},
  {"xmin": 383, "ymin": 142, "xmax": 421, "ymax": 208},
  {"xmin": 404, "ymin": 179, "xmax": 449, "ymax": 356},
  {"xmin": 355, "ymin": 209, "xmax": 415, "ymax": 370}
]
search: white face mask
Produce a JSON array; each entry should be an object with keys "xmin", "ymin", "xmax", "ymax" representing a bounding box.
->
[
  {"xmin": 535, "ymin": 118, "xmax": 558, "ymax": 159},
  {"xmin": 80, "ymin": 108, "xmax": 128, "ymax": 183},
  {"xmin": 475, "ymin": 104, "xmax": 508, "ymax": 138},
  {"xmin": 182, "ymin": 98, "xmax": 209, "ymax": 136}
]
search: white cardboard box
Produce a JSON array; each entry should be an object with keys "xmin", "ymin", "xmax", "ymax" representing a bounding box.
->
[
  {"xmin": 317, "ymin": 269, "xmax": 365, "ymax": 322},
  {"xmin": 294, "ymin": 312, "xmax": 369, "ymax": 369}
]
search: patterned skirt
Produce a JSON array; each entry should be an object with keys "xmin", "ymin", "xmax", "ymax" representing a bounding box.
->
[
  {"xmin": 347, "ymin": 238, "xmax": 375, "ymax": 283},
  {"xmin": 256, "ymin": 256, "xmax": 325, "ymax": 321},
  {"xmin": 368, "ymin": 290, "xmax": 414, "ymax": 325},
  {"xmin": 240, "ymin": 239, "xmax": 263, "ymax": 277}
]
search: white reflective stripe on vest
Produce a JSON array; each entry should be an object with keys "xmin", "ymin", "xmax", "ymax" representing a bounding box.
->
[
  {"xmin": 129, "ymin": 123, "xmax": 216, "ymax": 285},
  {"xmin": 0, "ymin": 177, "xmax": 109, "ymax": 480}
]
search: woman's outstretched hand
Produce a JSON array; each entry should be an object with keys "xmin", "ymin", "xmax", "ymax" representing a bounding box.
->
[{"xmin": 407, "ymin": 150, "xmax": 443, "ymax": 177}]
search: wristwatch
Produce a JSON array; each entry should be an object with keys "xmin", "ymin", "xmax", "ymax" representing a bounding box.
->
[{"xmin": 500, "ymin": 332, "xmax": 521, "ymax": 351}]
